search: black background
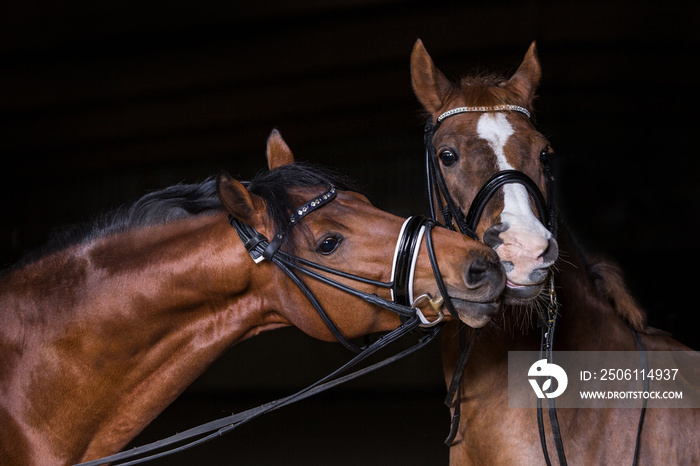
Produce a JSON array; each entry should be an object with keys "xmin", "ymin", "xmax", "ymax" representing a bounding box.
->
[{"xmin": 1, "ymin": 1, "xmax": 698, "ymax": 464}]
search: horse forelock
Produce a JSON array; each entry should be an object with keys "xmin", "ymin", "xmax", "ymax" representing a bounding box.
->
[{"xmin": 457, "ymin": 75, "xmax": 528, "ymax": 109}]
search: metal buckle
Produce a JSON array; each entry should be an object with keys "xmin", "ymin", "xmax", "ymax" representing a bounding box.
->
[{"xmin": 412, "ymin": 293, "xmax": 445, "ymax": 327}]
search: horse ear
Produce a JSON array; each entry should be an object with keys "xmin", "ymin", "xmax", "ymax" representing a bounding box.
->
[
  {"xmin": 410, "ymin": 39, "xmax": 456, "ymax": 113},
  {"xmin": 266, "ymin": 129, "xmax": 295, "ymax": 170},
  {"xmin": 503, "ymin": 41, "xmax": 541, "ymax": 108},
  {"xmin": 216, "ymin": 171, "xmax": 266, "ymax": 227}
]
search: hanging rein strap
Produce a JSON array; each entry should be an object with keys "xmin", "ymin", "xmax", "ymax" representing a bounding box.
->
[
  {"xmin": 631, "ymin": 329, "xmax": 649, "ymax": 466},
  {"xmin": 536, "ymin": 276, "xmax": 567, "ymax": 466},
  {"xmin": 443, "ymin": 327, "xmax": 478, "ymax": 446}
]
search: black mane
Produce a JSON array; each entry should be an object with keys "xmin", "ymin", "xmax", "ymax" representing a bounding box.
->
[
  {"xmin": 3, "ymin": 162, "xmax": 362, "ymax": 273},
  {"xmin": 2, "ymin": 177, "xmax": 224, "ymax": 273}
]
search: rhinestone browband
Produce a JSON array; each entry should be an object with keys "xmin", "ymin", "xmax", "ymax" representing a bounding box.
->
[
  {"xmin": 289, "ymin": 185, "xmax": 337, "ymax": 225},
  {"xmin": 437, "ymin": 105, "xmax": 531, "ymax": 122},
  {"xmin": 253, "ymin": 184, "xmax": 337, "ymax": 262}
]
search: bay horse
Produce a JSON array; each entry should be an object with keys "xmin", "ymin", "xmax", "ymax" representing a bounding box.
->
[
  {"xmin": 0, "ymin": 129, "xmax": 506, "ymax": 465},
  {"xmin": 410, "ymin": 40, "xmax": 699, "ymax": 465}
]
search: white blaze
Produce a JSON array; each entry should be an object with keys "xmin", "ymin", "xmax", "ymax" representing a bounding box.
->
[{"xmin": 476, "ymin": 113, "xmax": 551, "ymax": 284}]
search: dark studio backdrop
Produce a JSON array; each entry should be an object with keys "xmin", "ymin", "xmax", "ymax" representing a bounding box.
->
[{"xmin": 1, "ymin": 1, "xmax": 698, "ymax": 464}]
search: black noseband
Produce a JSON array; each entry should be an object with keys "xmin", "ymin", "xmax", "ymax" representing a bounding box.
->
[
  {"xmin": 465, "ymin": 169, "xmax": 553, "ymax": 235},
  {"xmin": 391, "ymin": 215, "xmax": 428, "ymax": 307}
]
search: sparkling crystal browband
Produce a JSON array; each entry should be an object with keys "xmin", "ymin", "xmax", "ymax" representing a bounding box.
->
[
  {"xmin": 289, "ymin": 185, "xmax": 337, "ymax": 225},
  {"xmin": 437, "ymin": 105, "xmax": 531, "ymax": 122}
]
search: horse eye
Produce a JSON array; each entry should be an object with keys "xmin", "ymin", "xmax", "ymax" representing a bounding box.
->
[
  {"xmin": 318, "ymin": 236, "xmax": 341, "ymax": 255},
  {"xmin": 540, "ymin": 146, "xmax": 552, "ymax": 163},
  {"xmin": 439, "ymin": 149, "xmax": 458, "ymax": 167}
]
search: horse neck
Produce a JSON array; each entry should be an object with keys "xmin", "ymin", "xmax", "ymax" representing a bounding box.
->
[{"xmin": 0, "ymin": 212, "xmax": 285, "ymax": 464}]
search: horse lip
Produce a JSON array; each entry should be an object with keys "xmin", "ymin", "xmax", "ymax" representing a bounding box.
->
[
  {"xmin": 506, "ymin": 279, "xmax": 522, "ymax": 287},
  {"xmin": 503, "ymin": 280, "xmax": 545, "ymax": 301},
  {"xmin": 506, "ymin": 279, "xmax": 542, "ymax": 289},
  {"xmin": 451, "ymin": 299, "xmax": 501, "ymax": 328}
]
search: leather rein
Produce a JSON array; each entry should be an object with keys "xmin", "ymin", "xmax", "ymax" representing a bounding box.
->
[
  {"xmin": 424, "ymin": 105, "xmax": 647, "ymax": 466},
  {"xmin": 76, "ymin": 182, "xmax": 456, "ymax": 466}
]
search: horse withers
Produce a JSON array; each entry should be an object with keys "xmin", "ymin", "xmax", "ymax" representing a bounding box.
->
[
  {"xmin": 0, "ymin": 130, "xmax": 505, "ymax": 465},
  {"xmin": 411, "ymin": 40, "xmax": 698, "ymax": 465}
]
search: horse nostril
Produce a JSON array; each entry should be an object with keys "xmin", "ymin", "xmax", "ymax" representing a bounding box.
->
[
  {"xmin": 466, "ymin": 258, "xmax": 497, "ymax": 289},
  {"xmin": 483, "ymin": 223, "xmax": 507, "ymax": 249},
  {"xmin": 501, "ymin": 261, "xmax": 514, "ymax": 273},
  {"xmin": 538, "ymin": 237, "xmax": 559, "ymax": 266}
]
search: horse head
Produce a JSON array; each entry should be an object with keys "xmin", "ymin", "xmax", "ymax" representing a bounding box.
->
[
  {"xmin": 217, "ymin": 130, "xmax": 505, "ymax": 332},
  {"xmin": 411, "ymin": 40, "xmax": 558, "ymax": 304}
]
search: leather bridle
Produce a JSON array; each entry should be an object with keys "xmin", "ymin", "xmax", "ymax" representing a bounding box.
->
[
  {"xmin": 424, "ymin": 105, "xmax": 565, "ymax": 456},
  {"xmin": 424, "ymin": 105, "xmax": 557, "ymax": 240},
  {"xmin": 424, "ymin": 105, "xmax": 647, "ymax": 466},
  {"xmin": 76, "ymin": 181, "xmax": 459, "ymax": 466},
  {"xmin": 230, "ymin": 183, "xmax": 459, "ymax": 339}
]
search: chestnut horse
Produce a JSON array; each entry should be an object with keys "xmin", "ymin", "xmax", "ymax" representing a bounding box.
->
[
  {"xmin": 0, "ymin": 130, "xmax": 506, "ymax": 465},
  {"xmin": 411, "ymin": 40, "xmax": 699, "ymax": 465}
]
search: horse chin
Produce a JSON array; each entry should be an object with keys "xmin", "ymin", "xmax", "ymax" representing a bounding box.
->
[
  {"xmin": 503, "ymin": 280, "xmax": 545, "ymax": 303},
  {"xmin": 451, "ymin": 299, "xmax": 501, "ymax": 328}
]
